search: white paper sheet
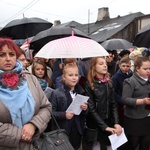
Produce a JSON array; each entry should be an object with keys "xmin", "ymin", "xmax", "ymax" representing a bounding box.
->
[
  {"xmin": 108, "ymin": 128, "xmax": 128, "ymax": 150},
  {"xmin": 66, "ymin": 94, "xmax": 89, "ymax": 115}
]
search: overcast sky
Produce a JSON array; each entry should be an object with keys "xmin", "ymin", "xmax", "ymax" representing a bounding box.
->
[{"xmin": 0, "ymin": 0, "xmax": 149, "ymax": 27}]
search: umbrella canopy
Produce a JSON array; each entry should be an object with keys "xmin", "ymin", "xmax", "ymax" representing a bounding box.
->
[
  {"xmin": 133, "ymin": 24, "xmax": 150, "ymax": 48},
  {"xmin": 30, "ymin": 26, "xmax": 89, "ymax": 51},
  {"xmin": 0, "ymin": 17, "xmax": 53, "ymax": 39},
  {"xmin": 101, "ymin": 38, "xmax": 134, "ymax": 50},
  {"xmin": 35, "ymin": 35, "xmax": 109, "ymax": 59}
]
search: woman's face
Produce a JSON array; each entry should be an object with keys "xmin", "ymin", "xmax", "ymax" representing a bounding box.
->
[
  {"xmin": 136, "ymin": 61, "xmax": 150, "ymax": 78},
  {"xmin": 18, "ymin": 54, "xmax": 27, "ymax": 69},
  {"xmin": 0, "ymin": 45, "xmax": 17, "ymax": 71},
  {"xmin": 95, "ymin": 57, "xmax": 108, "ymax": 78},
  {"xmin": 34, "ymin": 63, "xmax": 45, "ymax": 78}
]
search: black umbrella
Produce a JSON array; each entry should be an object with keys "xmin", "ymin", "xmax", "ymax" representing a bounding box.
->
[
  {"xmin": 29, "ymin": 26, "xmax": 90, "ymax": 51},
  {"xmin": 0, "ymin": 17, "xmax": 53, "ymax": 39},
  {"xmin": 101, "ymin": 38, "xmax": 134, "ymax": 50},
  {"xmin": 133, "ymin": 24, "xmax": 150, "ymax": 48}
]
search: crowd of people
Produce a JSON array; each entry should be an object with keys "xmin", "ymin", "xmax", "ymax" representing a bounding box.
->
[{"xmin": 0, "ymin": 37, "xmax": 150, "ymax": 150}]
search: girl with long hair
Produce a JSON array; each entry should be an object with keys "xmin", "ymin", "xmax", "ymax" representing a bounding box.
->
[{"xmin": 83, "ymin": 57, "xmax": 122, "ymax": 150}]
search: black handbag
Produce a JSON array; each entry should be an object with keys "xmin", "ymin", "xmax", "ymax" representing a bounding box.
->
[
  {"xmin": 83, "ymin": 127, "xmax": 98, "ymax": 142},
  {"xmin": 33, "ymin": 114, "xmax": 74, "ymax": 150}
]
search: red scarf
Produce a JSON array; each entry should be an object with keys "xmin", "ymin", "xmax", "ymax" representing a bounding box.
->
[{"xmin": 95, "ymin": 75, "xmax": 109, "ymax": 83}]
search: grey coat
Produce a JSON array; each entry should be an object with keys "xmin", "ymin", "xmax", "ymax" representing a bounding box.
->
[
  {"xmin": 0, "ymin": 71, "xmax": 52, "ymax": 150},
  {"xmin": 122, "ymin": 72, "xmax": 150, "ymax": 119}
]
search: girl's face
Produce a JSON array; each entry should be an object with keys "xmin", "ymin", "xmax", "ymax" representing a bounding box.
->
[
  {"xmin": 136, "ymin": 61, "xmax": 150, "ymax": 78},
  {"xmin": 62, "ymin": 67, "xmax": 79, "ymax": 90},
  {"xmin": 0, "ymin": 45, "xmax": 17, "ymax": 71},
  {"xmin": 95, "ymin": 58, "xmax": 108, "ymax": 78},
  {"xmin": 34, "ymin": 63, "xmax": 45, "ymax": 78}
]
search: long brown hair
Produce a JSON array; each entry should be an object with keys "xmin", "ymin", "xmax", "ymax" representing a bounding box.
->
[
  {"xmin": 87, "ymin": 57, "xmax": 110, "ymax": 90},
  {"xmin": 32, "ymin": 60, "xmax": 53, "ymax": 87}
]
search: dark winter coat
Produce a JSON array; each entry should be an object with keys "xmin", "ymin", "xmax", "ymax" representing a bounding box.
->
[
  {"xmin": 112, "ymin": 69, "xmax": 133, "ymax": 104},
  {"xmin": 50, "ymin": 83, "xmax": 88, "ymax": 135},
  {"xmin": 85, "ymin": 79, "xmax": 119, "ymax": 131}
]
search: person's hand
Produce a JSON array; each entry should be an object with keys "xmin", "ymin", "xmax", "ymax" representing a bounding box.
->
[
  {"xmin": 114, "ymin": 124, "xmax": 122, "ymax": 136},
  {"xmin": 105, "ymin": 127, "xmax": 116, "ymax": 134},
  {"xmin": 21, "ymin": 123, "xmax": 36, "ymax": 142},
  {"xmin": 66, "ymin": 112, "xmax": 74, "ymax": 120},
  {"xmin": 143, "ymin": 97, "xmax": 150, "ymax": 105},
  {"xmin": 80, "ymin": 102, "xmax": 88, "ymax": 111}
]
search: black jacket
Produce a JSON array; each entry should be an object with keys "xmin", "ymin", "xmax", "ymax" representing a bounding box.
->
[
  {"xmin": 112, "ymin": 69, "xmax": 133, "ymax": 104},
  {"xmin": 85, "ymin": 79, "xmax": 119, "ymax": 131},
  {"xmin": 50, "ymin": 83, "xmax": 88, "ymax": 135}
]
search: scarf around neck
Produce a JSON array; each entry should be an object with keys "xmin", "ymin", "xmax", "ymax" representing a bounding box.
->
[
  {"xmin": 0, "ymin": 60, "xmax": 35, "ymax": 128},
  {"xmin": 95, "ymin": 75, "xmax": 109, "ymax": 83},
  {"xmin": 37, "ymin": 78, "xmax": 48, "ymax": 91}
]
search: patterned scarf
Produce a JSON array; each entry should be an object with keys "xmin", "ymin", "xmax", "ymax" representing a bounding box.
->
[
  {"xmin": 37, "ymin": 78, "xmax": 48, "ymax": 91},
  {"xmin": 95, "ymin": 75, "xmax": 109, "ymax": 83},
  {"xmin": 0, "ymin": 60, "xmax": 35, "ymax": 128}
]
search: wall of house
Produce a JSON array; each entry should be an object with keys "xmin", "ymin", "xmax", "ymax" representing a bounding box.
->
[
  {"xmin": 110, "ymin": 15, "xmax": 150, "ymax": 44},
  {"xmin": 137, "ymin": 18, "xmax": 150, "ymax": 31},
  {"xmin": 110, "ymin": 21, "xmax": 136, "ymax": 44}
]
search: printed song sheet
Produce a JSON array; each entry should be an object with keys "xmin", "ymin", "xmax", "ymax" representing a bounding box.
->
[
  {"xmin": 108, "ymin": 128, "xmax": 128, "ymax": 150},
  {"xmin": 66, "ymin": 94, "xmax": 89, "ymax": 115}
]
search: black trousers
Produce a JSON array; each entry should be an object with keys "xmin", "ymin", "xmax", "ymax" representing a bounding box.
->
[{"xmin": 69, "ymin": 121, "xmax": 82, "ymax": 150}]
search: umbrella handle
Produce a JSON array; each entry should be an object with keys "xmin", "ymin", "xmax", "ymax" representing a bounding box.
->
[{"xmin": 72, "ymin": 31, "xmax": 74, "ymax": 36}]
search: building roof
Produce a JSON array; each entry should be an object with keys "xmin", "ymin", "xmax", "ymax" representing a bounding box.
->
[
  {"xmin": 87, "ymin": 12, "xmax": 144, "ymax": 42},
  {"xmin": 57, "ymin": 12, "xmax": 144, "ymax": 43}
]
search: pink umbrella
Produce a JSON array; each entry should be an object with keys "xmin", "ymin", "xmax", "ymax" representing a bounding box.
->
[{"xmin": 35, "ymin": 35, "xmax": 109, "ymax": 59}]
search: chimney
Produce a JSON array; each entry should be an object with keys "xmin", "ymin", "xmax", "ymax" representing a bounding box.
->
[
  {"xmin": 54, "ymin": 20, "xmax": 61, "ymax": 26},
  {"xmin": 97, "ymin": 7, "xmax": 110, "ymax": 21}
]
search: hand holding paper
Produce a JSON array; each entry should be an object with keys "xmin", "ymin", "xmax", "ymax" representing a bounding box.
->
[
  {"xmin": 66, "ymin": 94, "xmax": 89, "ymax": 115},
  {"xmin": 108, "ymin": 128, "xmax": 128, "ymax": 150},
  {"xmin": 80, "ymin": 102, "xmax": 88, "ymax": 111}
]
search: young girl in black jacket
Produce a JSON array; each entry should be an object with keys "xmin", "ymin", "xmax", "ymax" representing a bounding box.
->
[
  {"xmin": 83, "ymin": 57, "xmax": 122, "ymax": 150},
  {"xmin": 50, "ymin": 59, "xmax": 88, "ymax": 150}
]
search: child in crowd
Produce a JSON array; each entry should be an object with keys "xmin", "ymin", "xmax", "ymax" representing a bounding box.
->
[
  {"xmin": 115, "ymin": 50, "xmax": 130, "ymax": 73},
  {"xmin": 52, "ymin": 58, "xmax": 83, "ymax": 89},
  {"xmin": 112, "ymin": 57, "xmax": 133, "ymax": 126},
  {"xmin": 50, "ymin": 59, "xmax": 88, "ymax": 150},
  {"xmin": 32, "ymin": 59, "xmax": 53, "ymax": 91},
  {"xmin": 129, "ymin": 50, "xmax": 141, "ymax": 71},
  {"xmin": 27, "ymin": 50, "xmax": 53, "ymax": 79},
  {"xmin": 122, "ymin": 57, "xmax": 150, "ymax": 150},
  {"xmin": 83, "ymin": 57, "xmax": 122, "ymax": 150}
]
